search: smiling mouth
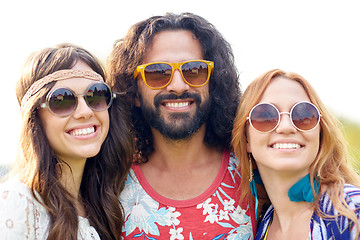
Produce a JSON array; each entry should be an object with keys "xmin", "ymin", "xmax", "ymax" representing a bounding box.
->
[
  {"xmin": 68, "ymin": 126, "xmax": 95, "ymax": 136},
  {"xmin": 154, "ymin": 92, "xmax": 200, "ymax": 109},
  {"xmin": 271, "ymin": 143, "xmax": 303, "ymax": 149},
  {"xmin": 163, "ymin": 101, "xmax": 192, "ymax": 108}
]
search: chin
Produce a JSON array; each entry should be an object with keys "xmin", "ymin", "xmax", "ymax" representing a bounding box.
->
[{"xmin": 76, "ymin": 146, "xmax": 102, "ymax": 159}]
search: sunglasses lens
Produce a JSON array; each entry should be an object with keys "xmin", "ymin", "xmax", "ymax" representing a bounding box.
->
[
  {"xmin": 144, "ymin": 63, "xmax": 172, "ymax": 88},
  {"xmin": 291, "ymin": 102, "xmax": 320, "ymax": 131},
  {"xmin": 250, "ymin": 103, "xmax": 279, "ymax": 132},
  {"xmin": 48, "ymin": 88, "xmax": 76, "ymax": 116},
  {"xmin": 86, "ymin": 83, "xmax": 112, "ymax": 111},
  {"xmin": 181, "ymin": 61, "xmax": 209, "ymax": 86}
]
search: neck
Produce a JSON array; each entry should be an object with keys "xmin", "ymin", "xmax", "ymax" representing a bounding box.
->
[
  {"xmin": 150, "ymin": 124, "xmax": 221, "ymax": 169},
  {"xmin": 140, "ymin": 124, "xmax": 223, "ymax": 200},
  {"xmin": 57, "ymin": 157, "xmax": 87, "ymax": 199},
  {"xmin": 259, "ymin": 168, "xmax": 314, "ymax": 239}
]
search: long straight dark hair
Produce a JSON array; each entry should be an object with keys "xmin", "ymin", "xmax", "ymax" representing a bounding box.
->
[{"xmin": 11, "ymin": 43, "xmax": 133, "ymax": 240}]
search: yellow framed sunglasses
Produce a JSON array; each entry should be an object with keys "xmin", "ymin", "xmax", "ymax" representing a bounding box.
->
[{"xmin": 133, "ymin": 60, "xmax": 214, "ymax": 90}]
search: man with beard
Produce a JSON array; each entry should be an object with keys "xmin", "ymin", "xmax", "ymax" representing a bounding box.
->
[{"xmin": 107, "ymin": 13, "xmax": 256, "ymax": 239}]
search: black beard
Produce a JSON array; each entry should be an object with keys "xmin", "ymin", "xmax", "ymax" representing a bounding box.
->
[{"xmin": 139, "ymin": 92, "xmax": 211, "ymax": 140}]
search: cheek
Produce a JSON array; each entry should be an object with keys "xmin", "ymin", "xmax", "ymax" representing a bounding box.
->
[
  {"xmin": 306, "ymin": 128, "xmax": 321, "ymax": 159},
  {"xmin": 38, "ymin": 108, "xmax": 48, "ymax": 124},
  {"xmin": 99, "ymin": 111, "xmax": 110, "ymax": 142},
  {"xmin": 200, "ymin": 85, "xmax": 210, "ymax": 101},
  {"xmin": 38, "ymin": 109, "xmax": 58, "ymax": 138},
  {"xmin": 246, "ymin": 126, "xmax": 260, "ymax": 153},
  {"xmin": 136, "ymin": 81, "xmax": 157, "ymax": 107},
  {"xmin": 246, "ymin": 127, "xmax": 270, "ymax": 159},
  {"xmin": 38, "ymin": 109, "xmax": 67, "ymax": 151}
]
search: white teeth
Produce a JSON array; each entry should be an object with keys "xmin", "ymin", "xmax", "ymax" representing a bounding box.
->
[
  {"xmin": 272, "ymin": 143, "xmax": 301, "ymax": 149},
  {"xmin": 70, "ymin": 127, "xmax": 95, "ymax": 136},
  {"xmin": 165, "ymin": 102, "xmax": 190, "ymax": 108}
]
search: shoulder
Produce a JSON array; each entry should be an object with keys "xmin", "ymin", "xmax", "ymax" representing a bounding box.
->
[
  {"xmin": 0, "ymin": 179, "xmax": 49, "ymax": 238},
  {"xmin": 319, "ymin": 184, "xmax": 360, "ymax": 211},
  {"xmin": 321, "ymin": 184, "xmax": 360, "ymax": 206},
  {"xmin": 0, "ymin": 178, "xmax": 45, "ymax": 212},
  {"xmin": 228, "ymin": 151, "xmax": 239, "ymax": 168},
  {"xmin": 343, "ymin": 184, "xmax": 360, "ymax": 209},
  {"xmin": 0, "ymin": 178, "xmax": 33, "ymax": 201},
  {"xmin": 227, "ymin": 152, "xmax": 241, "ymax": 183},
  {"xmin": 220, "ymin": 151, "xmax": 241, "ymax": 186},
  {"xmin": 119, "ymin": 168, "xmax": 143, "ymax": 203},
  {"xmin": 343, "ymin": 184, "xmax": 360, "ymax": 198},
  {"xmin": 311, "ymin": 184, "xmax": 360, "ymax": 239}
]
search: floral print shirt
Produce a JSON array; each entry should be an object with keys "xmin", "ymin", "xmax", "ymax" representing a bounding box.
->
[
  {"xmin": 119, "ymin": 151, "xmax": 255, "ymax": 239},
  {"xmin": 255, "ymin": 184, "xmax": 360, "ymax": 240},
  {"xmin": 0, "ymin": 179, "xmax": 100, "ymax": 240}
]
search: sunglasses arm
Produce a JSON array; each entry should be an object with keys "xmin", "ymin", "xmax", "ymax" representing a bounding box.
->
[{"xmin": 112, "ymin": 91, "xmax": 127, "ymax": 99}]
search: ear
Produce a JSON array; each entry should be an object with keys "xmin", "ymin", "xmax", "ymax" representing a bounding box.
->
[
  {"xmin": 246, "ymin": 129, "xmax": 251, "ymax": 152},
  {"xmin": 246, "ymin": 141, "xmax": 251, "ymax": 153}
]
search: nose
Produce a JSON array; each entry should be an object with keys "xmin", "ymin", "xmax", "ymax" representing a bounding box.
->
[
  {"xmin": 165, "ymin": 69, "xmax": 190, "ymax": 94},
  {"xmin": 72, "ymin": 96, "xmax": 94, "ymax": 119},
  {"xmin": 275, "ymin": 112, "xmax": 296, "ymax": 134}
]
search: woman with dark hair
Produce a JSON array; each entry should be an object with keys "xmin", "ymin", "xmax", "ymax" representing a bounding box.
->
[
  {"xmin": 232, "ymin": 69, "xmax": 360, "ymax": 239},
  {"xmin": 0, "ymin": 43, "xmax": 133, "ymax": 240}
]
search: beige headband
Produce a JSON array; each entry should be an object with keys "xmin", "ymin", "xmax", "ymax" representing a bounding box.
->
[{"xmin": 20, "ymin": 69, "xmax": 104, "ymax": 110}]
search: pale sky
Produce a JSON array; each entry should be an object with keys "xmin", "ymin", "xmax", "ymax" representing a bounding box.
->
[{"xmin": 1, "ymin": 0, "xmax": 359, "ymax": 165}]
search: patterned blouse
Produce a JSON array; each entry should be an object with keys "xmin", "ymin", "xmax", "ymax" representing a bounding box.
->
[
  {"xmin": 255, "ymin": 184, "xmax": 360, "ymax": 239},
  {"xmin": 0, "ymin": 179, "xmax": 100, "ymax": 240}
]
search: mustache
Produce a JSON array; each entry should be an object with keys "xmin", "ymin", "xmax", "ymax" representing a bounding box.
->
[{"xmin": 154, "ymin": 92, "xmax": 202, "ymax": 106}]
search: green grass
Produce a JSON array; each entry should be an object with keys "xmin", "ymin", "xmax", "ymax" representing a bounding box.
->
[{"xmin": 341, "ymin": 119, "xmax": 360, "ymax": 173}]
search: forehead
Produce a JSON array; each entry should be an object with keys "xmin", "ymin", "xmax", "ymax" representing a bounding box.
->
[
  {"xmin": 51, "ymin": 60, "xmax": 99, "ymax": 91},
  {"xmin": 143, "ymin": 30, "xmax": 204, "ymax": 63},
  {"xmin": 260, "ymin": 77, "xmax": 310, "ymax": 107},
  {"xmin": 52, "ymin": 78, "xmax": 99, "ymax": 92}
]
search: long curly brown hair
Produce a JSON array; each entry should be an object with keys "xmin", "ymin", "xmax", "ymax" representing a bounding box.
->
[
  {"xmin": 12, "ymin": 43, "xmax": 133, "ymax": 240},
  {"xmin": 107, "ymin": 12, "xmax": 241, "ymax": 162}
]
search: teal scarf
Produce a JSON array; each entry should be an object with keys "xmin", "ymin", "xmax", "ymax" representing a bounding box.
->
[{"xmin": 288, "ymin": 174, "xmax": 320, "ymax": 202}]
